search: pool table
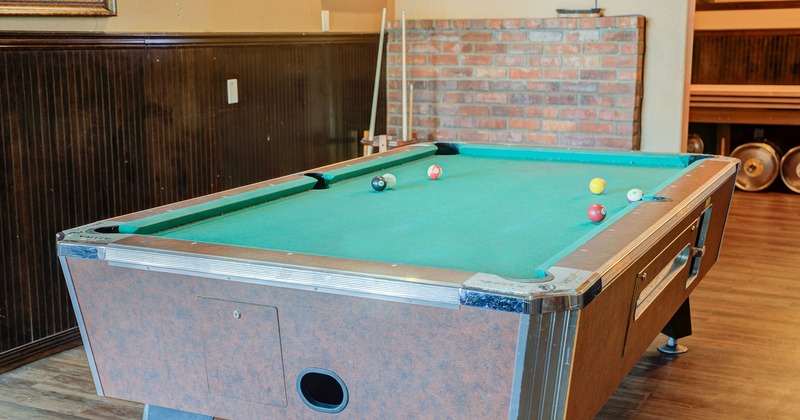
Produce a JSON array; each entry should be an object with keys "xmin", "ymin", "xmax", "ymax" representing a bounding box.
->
[{"xmin": 58, "ymin": 143, "xmax": 739, "ymax": 419}]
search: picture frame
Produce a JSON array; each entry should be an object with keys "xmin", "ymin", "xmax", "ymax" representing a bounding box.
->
[
  {"xmin": 0, "ymin": 0, "xmax": 116, "ymax": 16},
  {"xmin": 697, "ymin": 0, "xmax": 800, "ymax": 11}
]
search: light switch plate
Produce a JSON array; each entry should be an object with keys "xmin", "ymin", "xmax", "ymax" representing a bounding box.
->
[{"xmin": 227, "ymin": 79, "xmax": 238, "ymax": 104}]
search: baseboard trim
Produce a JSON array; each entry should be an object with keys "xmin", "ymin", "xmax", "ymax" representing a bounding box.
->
[{"xmin": 0, "ymin": 328, "xmax": 82, "ymax": 374}]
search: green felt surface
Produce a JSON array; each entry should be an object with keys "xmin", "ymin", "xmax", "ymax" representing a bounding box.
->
[{"xmin": 150, "ymin": 145, "xmax": 696, "ymax": 280}]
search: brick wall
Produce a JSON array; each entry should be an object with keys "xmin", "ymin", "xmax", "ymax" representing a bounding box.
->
[{"xmin": 385, "ymin": 16, "xmax": 645, "ymax": 150}]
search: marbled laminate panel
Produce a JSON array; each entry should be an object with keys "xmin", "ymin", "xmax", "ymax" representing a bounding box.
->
[{"xmin": 65, "ymin": 257, "xmax": 522, "ymax": 419}]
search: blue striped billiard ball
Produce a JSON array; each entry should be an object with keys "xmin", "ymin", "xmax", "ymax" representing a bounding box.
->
[{"xmin": 371, "ymin": 176, "xmax": 387, "ymax": 191}]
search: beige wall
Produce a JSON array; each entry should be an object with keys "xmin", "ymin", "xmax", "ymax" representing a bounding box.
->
[
  {"xmin": 695, "ymin": 8, "xmax": 800, "ymax": 30},
  {"xmin": 0, "ymin": 0, "xmax": 692, "ymax": 152},
  {"xmin": 0, "ymin": 0, "xmax": 388, "ymax": 33}
]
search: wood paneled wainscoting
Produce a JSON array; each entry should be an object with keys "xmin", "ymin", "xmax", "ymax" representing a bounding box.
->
[
  {"xmin": 689, "ymin": 29, "xmax": 800, "ymax": 157},
  {"xmin": 692, "ymin": 29, "xmax": 800, "ymax": 86},
  {"xmin": 0, "ymin": 32, "xmax": 385, "ymax": 372}
]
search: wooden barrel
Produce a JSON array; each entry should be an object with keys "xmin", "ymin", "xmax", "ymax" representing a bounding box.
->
[
  {"xmin": 780, "ymin": 146, "xmax": 800, "ymax": 193},
  {"xmin": 730, "ymin": 140, "xmax": 783, "ymax": 191}
]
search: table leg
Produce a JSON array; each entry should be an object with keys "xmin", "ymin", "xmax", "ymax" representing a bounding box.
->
[
  {"xmin": 143, "ymin": 404, "xmax": 213, "ymax": 420},
  {"xmin": 657, "ymin": 298, "xmax": 691, "ymax": 354}
]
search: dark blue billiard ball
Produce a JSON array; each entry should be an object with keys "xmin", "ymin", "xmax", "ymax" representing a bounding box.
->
[{"xmin": 371, "ymin": 176, "xmax": 387, "ymax": 191}]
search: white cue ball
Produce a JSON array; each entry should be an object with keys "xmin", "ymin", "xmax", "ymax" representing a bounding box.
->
[
  {"xmin": 627, "ymin": 188, "xmax": 644, "ymax": 203},
  {"xmin": 382, "ymin": 173, "xmax": 396, "ymax": 189}
]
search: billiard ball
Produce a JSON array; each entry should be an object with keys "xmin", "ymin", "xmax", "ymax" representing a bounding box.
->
[
  {"xmin": 589, "ymin": 177, "xmax": 606, "ymax": 195},
  {"xmin": 587, "ymin": 203, "xmax": 606, "ymax": 222},
  {"xmin": 626, "ymin": 188, "xmax": 644, "ymax": 203},
  {"xmin": 382, "ymin": 173, "xmax": 396, "ymax": 189},
  {"xmin": 427, "ymin": 164, "xmax": 442, "ymax": 180},
  {"xmin": 371, "ymin": 176, "xmax": 387, "ymax": 191}
]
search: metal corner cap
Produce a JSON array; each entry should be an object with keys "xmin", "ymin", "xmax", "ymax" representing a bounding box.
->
[
  {"xmin": 459, "ymin": 289, "xmax": 531, "ymax": 314},
  {"xmin": 459, "ymin": 268, "xmax": 601, "ymax": 314},
  {"xmin": 58, "ymin": 242, "xmax": 105, "ymax": 260}
]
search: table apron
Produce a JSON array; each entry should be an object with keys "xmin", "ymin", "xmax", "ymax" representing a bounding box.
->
[{"xmin": 103, "ymin": 245, "xmax": 463, "ymax": 309}]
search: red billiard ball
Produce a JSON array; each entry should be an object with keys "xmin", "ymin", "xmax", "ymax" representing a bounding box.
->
[
  {"xmin": 427, "ymin": 164, "xmax": 442, "ymax": 180},
  {"xmin": 587, "ymin": 203, "xmax": 606, "ymax": 222}
]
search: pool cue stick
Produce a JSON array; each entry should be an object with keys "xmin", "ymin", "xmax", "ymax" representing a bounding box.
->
[
  {"xmin": 401, "ymin": 10, "xmax": 407, "ymax": 141},
  {"xmin": 408, "ymin": 83, "xmax": 414, "ymax": 141},
  {"xmin": 368, "ymin": 8, "xmax": 387, "ymax": 147},
  {"xmin": 641, "ymin": 195, "xmax": 673, "ymax": 202}
]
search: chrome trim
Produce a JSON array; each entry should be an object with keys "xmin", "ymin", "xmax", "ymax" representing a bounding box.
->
[
  {"xmin": 58, "ymin": 221, "xmax": 126, "ymax": 246},
  {"xmin": 509, "ymin": 310, "xmax": 578, "ymax": 419},
  {"xmin": 59, "ymin": 256, "xmax": 104, "ymax": 396},
  {"xmin": 460, "ymin": 289, "xmax": 530, "ymax": 314},
  {"xmin": 535, "ymin": 310, "xmax": 577, "ymax": 420},
  {"xmin": 57, "ymin": 220, "xmax": 129, "ymax": 260},
  {"xmin": 461, "ymin": 268, "xmax": 597, "ymax": 314},
  {"xmin": 60, "ymin": 236, "xmax": 603, "ymax": 314},
  {"xmin": 508, "ymin": 315, "xmax": 529, "ymax": 419},
  {"xmin": 58, "ymin": 242, "xmax": 105, "ymax": 260},
  {"xmin": 104, "ymin": 245, "xmax": 462, "ymax": 308}
]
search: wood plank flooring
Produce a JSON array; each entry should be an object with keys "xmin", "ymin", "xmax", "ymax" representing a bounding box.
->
[
  {"xmin": 1, "ymin": 190, "xmax": 798, "ymax": 419},
  {"xmin": 598, "ymin": 189, "xmax": 800, "ymax": 419},
  {"xmin": 0, "ymin": 348, "xmax": 142, "ymax": 419}
]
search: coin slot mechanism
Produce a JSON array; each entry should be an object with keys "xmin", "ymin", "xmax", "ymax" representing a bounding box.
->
[
  {"xmin": 687, "ymin": 205, "xmax": 712, "ymax": 289},
  {"xmin": 635, "ymin": 244, "xmax": 691, "ymax": 320}
]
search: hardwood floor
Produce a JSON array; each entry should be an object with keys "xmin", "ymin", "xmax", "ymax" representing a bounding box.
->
[
  {"xmin": 0, "ymin": 348, "xmax": 142, "ymax": 419},
  {"xmin": 599, "ymin": 190, "xmax": 800, "ymax": 419},
  {"xmin": 1, "ymin": 190, "xmax": 798, "ymax": 419}
]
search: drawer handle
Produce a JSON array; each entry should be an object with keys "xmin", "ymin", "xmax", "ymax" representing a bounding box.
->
[{"xmin": 635, "ymin": 244, "xmax": 691, "ymax": 320}]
